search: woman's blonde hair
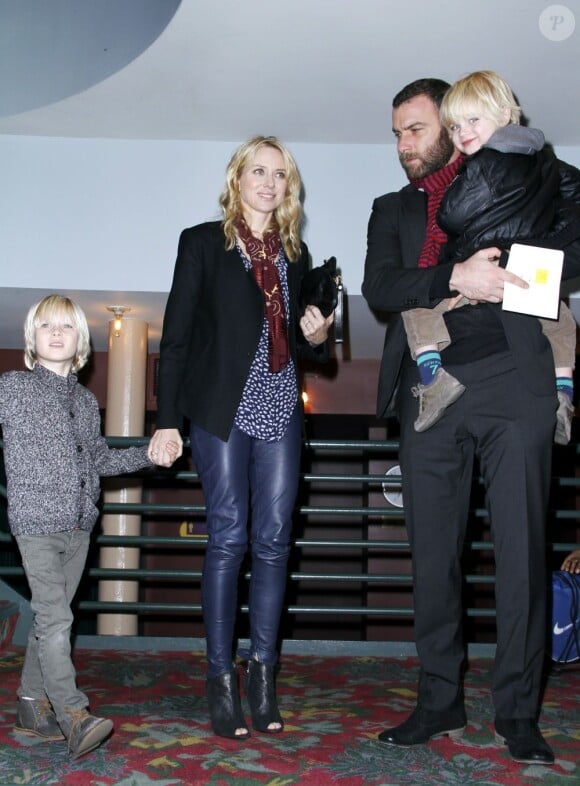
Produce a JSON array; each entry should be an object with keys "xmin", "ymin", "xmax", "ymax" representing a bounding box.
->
[
  {"xmin": 440, "ymin": 70, "xmax": 521, "ymax": 130},
  {"xmin": 24, "ymin": 294, "xmax": 91, "ymax": 372},
  {"xmin": 219, "ymin": 135, "xmax": 303, "ymax": 261}
]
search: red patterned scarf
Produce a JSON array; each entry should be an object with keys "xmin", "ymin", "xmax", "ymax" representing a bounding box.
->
[
  {"xmin": 236, "ymin": 218, "xmax": 289, "ymax": 373},
  {"xmin": 410, "ymin": 155, "xmax": 465, "ymax": 268}
]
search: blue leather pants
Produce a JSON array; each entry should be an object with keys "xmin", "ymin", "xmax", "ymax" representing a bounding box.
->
[{"xmin": 190, "ymin": 407, "xmax": 301, "ymax": 678}]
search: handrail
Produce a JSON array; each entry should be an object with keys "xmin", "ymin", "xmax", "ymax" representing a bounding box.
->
[{"xmin": 1, "ymin": 435, "xmax": 578, "ymax": 640}]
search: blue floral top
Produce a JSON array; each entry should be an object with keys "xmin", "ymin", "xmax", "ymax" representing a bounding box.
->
[{"xmin": 234, "ymin": 243, "xmax": 298, "ymax": 441}]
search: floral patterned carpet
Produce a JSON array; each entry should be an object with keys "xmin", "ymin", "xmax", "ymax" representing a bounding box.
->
[{"xmin": 0, "ymin": 647, "xmax": 578, "ymax": 786}]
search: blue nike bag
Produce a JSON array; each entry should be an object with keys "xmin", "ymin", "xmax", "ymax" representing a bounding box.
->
[{"xmin": 551, "ymin": 571, "xmax": 580, "ymax": 663}]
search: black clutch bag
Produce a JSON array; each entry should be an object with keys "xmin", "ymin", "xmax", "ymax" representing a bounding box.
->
[
  {"xmin": 299, "ymin": 256, "xmax": 343, "ymax": 342},
  {"xmin": 300, "ymin": 256, "xmax": 339, "ymax": 318}
]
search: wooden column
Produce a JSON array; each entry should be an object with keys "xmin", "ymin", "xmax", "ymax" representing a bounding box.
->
[{"xmin": 97, "ymin": 317, "xmax": 148, "ymax": 635}]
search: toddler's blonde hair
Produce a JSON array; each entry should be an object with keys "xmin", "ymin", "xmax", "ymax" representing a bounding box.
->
[{"xmin": 440, "ymin": 70, "xmax": 521, "ymax": 130}]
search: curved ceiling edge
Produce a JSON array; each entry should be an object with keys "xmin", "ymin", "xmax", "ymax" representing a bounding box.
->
[{"xmin": 0, "ymin": 0, "xmax": 181, "ymax": 117}]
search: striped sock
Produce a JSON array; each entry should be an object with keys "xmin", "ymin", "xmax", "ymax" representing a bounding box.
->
[
  {"xmin": 556, "ymin": 377, "xmax": 574, "ymax": 401},
  {"xmin": 417, "ymin": 351, "xmax": 442, "ymax": 386}
]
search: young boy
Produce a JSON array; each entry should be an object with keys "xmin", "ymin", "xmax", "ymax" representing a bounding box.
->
[
  {"xmin": 0, "ymin": 295, "xmax": 175, "ymax": 758},
  {"xmin": 404, "ymin": 71, "xmax": 580, "ymax": 438}
]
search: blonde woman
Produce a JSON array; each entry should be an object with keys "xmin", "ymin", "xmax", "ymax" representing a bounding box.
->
[{"xmin": 149, "ymin": 136, "xmax": 333, "ymax": 740}]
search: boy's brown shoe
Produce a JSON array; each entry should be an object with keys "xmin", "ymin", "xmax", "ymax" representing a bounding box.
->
[
  {"xmin": 62, "ymin": 707, "xmax": 113, "ymax": 758},
  {"xmin": 555, "ymin": 391, "xmax": 574, "ymax": 445},
  {"xmin": 14, "ymin": 697, "xmax": 65, "ymax": 740},
  {"xmin": 412, "ymin": 368, "xmax": 466, "ymax": 432}
]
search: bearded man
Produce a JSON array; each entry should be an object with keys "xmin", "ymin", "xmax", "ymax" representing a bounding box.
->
[{"xmin": 362, "ymin": 77, "xmax": 580, "ymax": 765}]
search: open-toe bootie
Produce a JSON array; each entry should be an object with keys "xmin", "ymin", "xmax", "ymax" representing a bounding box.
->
[
  {"xmin": 206, "ymin": 669, "xmax": 250, "ymax": 740},
  {"xmin": 245, "ymin": 659, "xmax": 283, "ymax": 733}
]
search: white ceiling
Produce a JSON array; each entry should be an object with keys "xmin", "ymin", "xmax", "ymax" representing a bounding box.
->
[
  {"xmin": 2, "ymin": 0, "xmax": 579, "ymax": 145},
  {"xmin": 1, "ymin": 0, "xmax": 579, "ymax": 355}
]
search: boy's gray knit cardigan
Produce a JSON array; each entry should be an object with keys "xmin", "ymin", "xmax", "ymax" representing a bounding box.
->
[{"xmin": 0, "ymin": 363, "xmax": 153, "ymax": 535}]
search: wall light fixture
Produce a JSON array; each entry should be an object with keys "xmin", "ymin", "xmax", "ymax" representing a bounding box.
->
[{"xmin": 106, "ymin": 305, "xmax": 131, "ymax": 337}]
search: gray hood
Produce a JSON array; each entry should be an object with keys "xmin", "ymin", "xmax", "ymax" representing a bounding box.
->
[{"xmin": 484, "ymin": 125, "xmax": 545, "ymax": 155}]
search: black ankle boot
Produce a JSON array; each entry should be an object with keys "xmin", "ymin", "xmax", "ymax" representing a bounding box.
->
[
  {"xmin": 245, "ymin": 659, "xmax": 283, "ymax": 733},
  {"xmin": 206, "ymin": 669, "xmax": 250, "ymax": 740}
]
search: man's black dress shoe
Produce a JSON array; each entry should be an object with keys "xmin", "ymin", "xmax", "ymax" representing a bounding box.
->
[
  {"xmin": 378, "ymin": 703, "xmax": 467, "ymax": 746},
  {"xmin": 494, "ymin": 718, "xmax": 554, "ymax": 765}
]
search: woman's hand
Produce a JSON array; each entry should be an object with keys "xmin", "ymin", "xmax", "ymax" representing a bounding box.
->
[
  {"xmin": 561, "ymin": 549, "xmax": 580, "ymax": 574},
  {"xmin": 148, "ymin": 428, "xmax": 183, "ymax": 467},
  {"xmin": 300, "ymin": 305, "xmax": 334, "ymax": 346}
]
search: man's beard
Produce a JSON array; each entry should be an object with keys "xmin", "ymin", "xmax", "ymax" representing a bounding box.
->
[{"xmin": 399, "ymin": 128, "xmax": 455, "ymax": 180}]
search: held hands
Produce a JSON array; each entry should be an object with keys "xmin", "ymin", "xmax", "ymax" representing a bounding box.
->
[
  {"xmin": 148, "ymin": 428, "xmax": 183, "ymax": 467},
  {"xmin": 449, "ymin": 248, "xmax": 528, "ymax": 303},
  {"xmin": 300, "ymin": 305, "xmax": 334, "ymax": 346}
]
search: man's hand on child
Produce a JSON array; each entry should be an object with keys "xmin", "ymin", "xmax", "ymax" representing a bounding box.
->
[{"xmin": 449, "ymin": 247, "xmax": 528, "ymax": 303}]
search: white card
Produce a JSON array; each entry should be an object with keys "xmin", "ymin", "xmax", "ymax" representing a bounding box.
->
[{"xmin": 502, "ymin": 243, "xmax": 564, "ymax": 319}]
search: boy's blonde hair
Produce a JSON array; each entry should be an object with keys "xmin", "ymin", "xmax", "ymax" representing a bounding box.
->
[
  {"xmin": 440, "ymin": 70, "xmax": 521, "ymax": 130},
  {"xmin": 24, "ymin": 294, "xmax": 91, "ymax": 372},
  {"xmin": 219, "ymin": 135, "xmax": 303, "ymax": 262}
]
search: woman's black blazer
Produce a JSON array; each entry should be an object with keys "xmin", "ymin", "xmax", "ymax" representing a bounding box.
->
[{"xmin": 156, "ymin": 221, "xmax": 322, "ymax": 441}]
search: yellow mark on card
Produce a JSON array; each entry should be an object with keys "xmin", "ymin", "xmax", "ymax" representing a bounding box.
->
[{"xmin": 535, "ymin": 268, "xmax": 549, "ymax": 285}]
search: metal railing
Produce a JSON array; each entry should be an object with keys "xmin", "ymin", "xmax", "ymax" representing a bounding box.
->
[{"xmin": 1, "ymin": 435, "xmax": 579, "ymax": 638}]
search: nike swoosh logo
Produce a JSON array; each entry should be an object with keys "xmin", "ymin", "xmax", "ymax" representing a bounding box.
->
[{"xmin": 553, "ymin": 622, "xmax": 574, "ymax": 635}]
